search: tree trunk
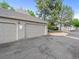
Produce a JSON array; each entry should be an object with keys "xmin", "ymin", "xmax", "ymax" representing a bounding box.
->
[{"xmin": 59, "ymin": 23, "xmax": 62, "ymax": 31}]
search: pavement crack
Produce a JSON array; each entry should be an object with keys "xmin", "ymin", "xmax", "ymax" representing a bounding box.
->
[{"xmin": 38, "ymin": 44, "xmax": 57, "ymax": 59}]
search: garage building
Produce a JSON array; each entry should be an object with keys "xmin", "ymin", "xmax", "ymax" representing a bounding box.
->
[{"xmin": 0, "ymin": 8, "xmax": 47, "ymax": 44}]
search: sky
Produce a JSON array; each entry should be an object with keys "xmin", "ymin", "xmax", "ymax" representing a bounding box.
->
[
  {"xmin": 63, "ymin": 0, "xmax": 79, "ymax": 19},
  {"xmin": 1, "ymin": 0, "xmax": 79, "ymax": 19}
]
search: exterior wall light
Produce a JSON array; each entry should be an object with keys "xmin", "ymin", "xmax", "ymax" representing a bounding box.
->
[
  {"xmin": 18, "ymin": 21, "xmax": 23, "ymax": 30},
  {"xmin": 19, "ymin": 25, "xmax": 23, "ymax": 30}
]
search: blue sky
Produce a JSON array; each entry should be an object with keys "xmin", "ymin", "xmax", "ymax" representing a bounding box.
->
[
  {"xmin": 1, "ymin": 0, "xmax": 79, "ymax": 19},
  {"xmin": 64, "ymin": 0, "xmax": 79, "ymax": 19}
]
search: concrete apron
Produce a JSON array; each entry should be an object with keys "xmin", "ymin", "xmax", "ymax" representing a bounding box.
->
[
  {"xmin": 49, "ymin": 32, "xmax": 68, "ymax": 36},
  {"xmin": 49, "ymin": 32, "xmax": 79, "ymax": 40}
]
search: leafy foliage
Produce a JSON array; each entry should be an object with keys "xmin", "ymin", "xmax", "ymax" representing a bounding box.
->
[
  {"xmin": 71, "ymin": 19, "xmax": 79, "ymax": 29},
  {"xmin": 36, "ymin": 0, "xmax": 74, "ymax": 31},
  {"xmin": 48, "ymin": 22, "xmax": 58, "ymax": 31},
  {"xmin": 27, "ymin": 9, "xmax": 35, "ymax": 17},
  {"xmin": 36, "ymin": 0, "xmax": 62, "ymax": 20},
  {"xmin": 59, "ymin": 5, "xmax": 74, "ymax": 26},
  {"xmin": 0, "ymin": 1, "xmax": 15, "ymax": 10},
  {"xmin": 36, "ymin": 0, "xmax": 50, "ymax": 20}
]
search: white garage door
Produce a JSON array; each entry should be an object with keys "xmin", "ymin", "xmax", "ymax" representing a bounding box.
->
[
  {"xmin": 0, "ymin": 22, "xmax": 17, "ymax": 43},
  {"xmin": 25, "ymin": 23, "xmax": 46, "ymax": 38}
]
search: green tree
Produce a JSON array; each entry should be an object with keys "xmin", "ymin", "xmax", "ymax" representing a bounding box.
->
[
  {"xmin": 71, "ymin": 19, "xmax": 79, "ymax": 30},
  {"xmin": 27, "ymin": 9, "xmax": 35, "ymax": 17},
  {"xmin": 36, "ymin": 0, "xmax": 63, "ymax": 31},
  {"xmin": 0, "ymin": 1, "xmax": 15, "ymax": 10},
  {"xmin": 36, "ymin": 0, "xmax": 62, "ymax": 20},
  {"xmin": 49, "ymin": 0, "xmax": 62, "ymax": 25},
  {"xmin": 36, "ymin": 0, "xmax": 74, "ymax": 31},
  {"xmin": 58, "ymin": 5, "xmax": 74, "ymax": 30},
  {"xmin": 36, "ymin": 0, "xmax": 49, "ymax": 20}
]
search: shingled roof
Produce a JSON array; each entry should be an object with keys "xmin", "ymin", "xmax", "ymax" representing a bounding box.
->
[{"xmin": 0, "ymin": 8, "xmax": 47, "ymax": 24}]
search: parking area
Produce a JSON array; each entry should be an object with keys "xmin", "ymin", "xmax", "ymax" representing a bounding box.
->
[{"xmin": 0, "ymin": 34, "xmax": 79, "ymax": 59}]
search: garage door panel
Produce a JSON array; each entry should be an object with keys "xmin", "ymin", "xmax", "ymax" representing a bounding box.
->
[
  {"xmin": 25, "ymin": 23, "xmax": 45, "ymax": 38},
  {"xmin": 0, "ymin": 23, "xmax": 16, "ymax": 43}
]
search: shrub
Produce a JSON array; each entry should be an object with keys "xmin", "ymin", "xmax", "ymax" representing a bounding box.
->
[{"xmin": 71, "ymin": 19, "xmax": 79, "ymax": 29}]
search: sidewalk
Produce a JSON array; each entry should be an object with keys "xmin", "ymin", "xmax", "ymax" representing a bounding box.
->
[{"xmin": 49, "ymin": 32, "xmax": 68, "ymax": 36}]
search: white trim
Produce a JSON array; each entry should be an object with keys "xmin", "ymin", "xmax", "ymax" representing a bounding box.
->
[
  {"xmin": 16, "ymin": 23, "xmax": 18, "ymax": 40},
  {"xmin": 45, "ymin": 25, "xmax": 48, "ymax": 35}
]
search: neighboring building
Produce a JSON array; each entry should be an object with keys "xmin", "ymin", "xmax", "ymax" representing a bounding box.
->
[
  {"xmin": 57, "ymin": 24, "xmax": 76, "ymax": 32},
  {"xmin": 0, "ymin": 8, "xmax": 48, "ymax": 44}
]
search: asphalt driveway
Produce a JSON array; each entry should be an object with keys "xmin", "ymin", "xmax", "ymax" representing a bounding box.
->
[
  {"xmin": 0, "ymin": 35, "xmax": 79, "ymax": 59},
  {"xmin": 68, "ymin": 30, "xmax": 79, "ymax": 38}
]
